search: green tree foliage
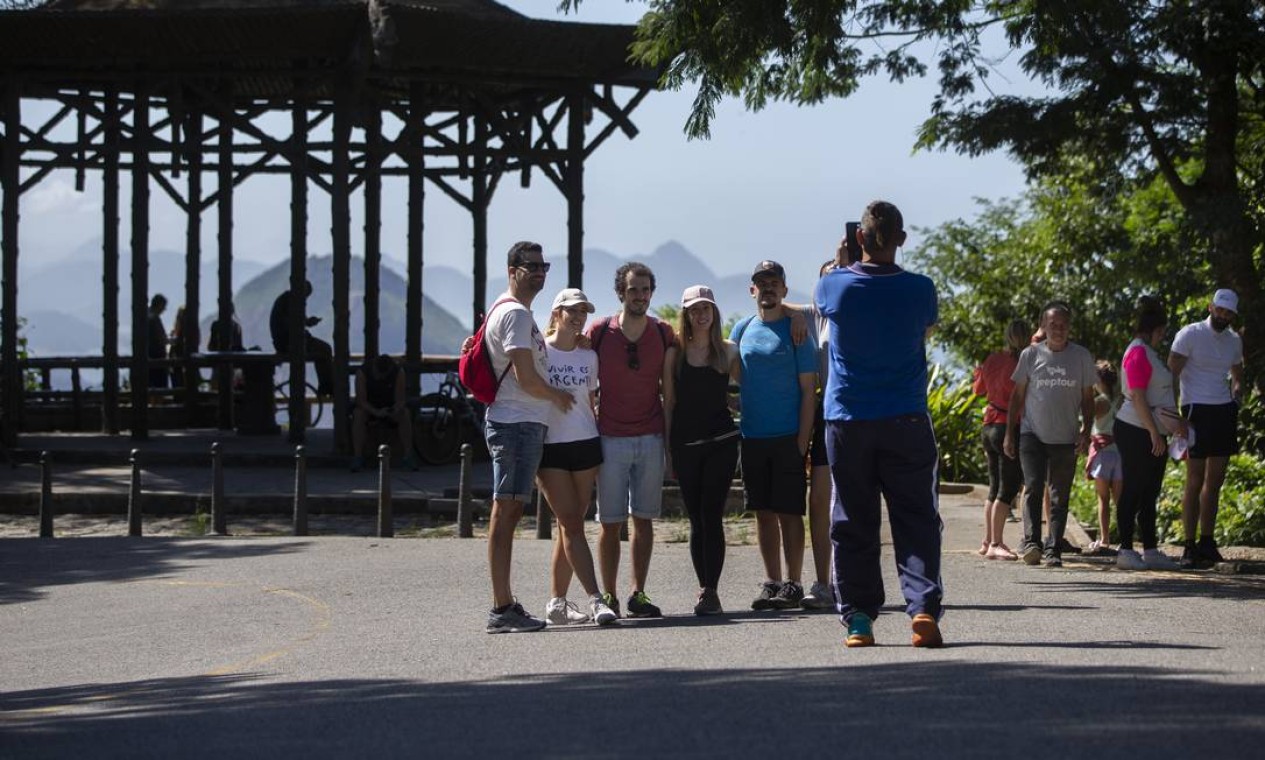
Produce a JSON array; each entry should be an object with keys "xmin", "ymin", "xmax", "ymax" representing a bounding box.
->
[{"xmin": 563, "ymin": 0, "xmax": 1265, "ymax": 385}]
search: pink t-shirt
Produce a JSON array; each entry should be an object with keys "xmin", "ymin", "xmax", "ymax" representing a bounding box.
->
[
  {"xmin": 586, "ymin": 315, "xmax": 677, "ymax": 437},
  {"xmin": 1122, "ymin": 343, "xmax": 1152, "ymax": 390}
]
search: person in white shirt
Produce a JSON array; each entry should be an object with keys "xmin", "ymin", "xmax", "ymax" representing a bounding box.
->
[{"xmin": 1168, "ymin": 288, "xmax": 1245, "ymax": 567}]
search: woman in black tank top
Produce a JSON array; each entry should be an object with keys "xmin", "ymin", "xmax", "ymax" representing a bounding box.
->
[{"xmin": 663, "ymin": 285, "xmax": 740, "ymax": 615}]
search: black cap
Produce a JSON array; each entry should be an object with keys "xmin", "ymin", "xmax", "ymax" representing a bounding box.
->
[{"xmin": 751, "ymin": 260, "xmax": 786, "ymax": 281}]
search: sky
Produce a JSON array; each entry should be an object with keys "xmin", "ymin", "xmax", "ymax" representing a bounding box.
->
[{"xmin": 16, "ymin": 1, "xmax": 1040, "ymax": 312}]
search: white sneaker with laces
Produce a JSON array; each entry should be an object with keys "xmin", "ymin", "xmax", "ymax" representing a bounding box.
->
[
  {"xmin": 801, "ymin": 581, "xmax": 834, "ymax": 610},
  {"xmin": 1142, "ymin": 548, "xmax": 1180, "ymax": 571},
  {"xmin": 1116, "ymin": 548, "xmax": 1147, "ymax": 571},
  {"xmin": 545, "ymin": 597, "xmax": 590, "ymax": 625},
  {"xmin": 589, "ymin": 595, "xmax": 618, "ymax": 626}
]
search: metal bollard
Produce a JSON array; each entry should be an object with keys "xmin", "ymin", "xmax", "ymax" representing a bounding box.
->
[
  {"xmin": 377, "ymin": 444, "xmax": 393, "ymax": 538},
  {"xmin": 39, "ymin": 451, "xmax": 54, "ymax": 539},
  {"xmin": 535, "ymin": 489, "xmax": 551, "ymax": 540},
  {"xmin": 211, "ymin": 443, "xmax": 226, "ymax": 535},
  {"xmin": 293, "ymin": 445, "xmax": 308, "ymax": 536},
  {"xmin": 457, "ymin": 443, "xmax": 474, "ymax": 538},
  {"xmin": 127, "ymin": 449, "xmax": 142, "ymax": 537}
]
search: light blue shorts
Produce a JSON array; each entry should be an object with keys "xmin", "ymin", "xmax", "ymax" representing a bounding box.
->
[
  {"xmin": 596, "ymin": 434, "xmax": 665, "ymax": 523},
  {"xmin": 1089, "ymin": 446, "xmax": 1122, "ymax": 482},
  {"xmin": 485, "ymin": 420, "xmax": 547, "ymax": 503}
]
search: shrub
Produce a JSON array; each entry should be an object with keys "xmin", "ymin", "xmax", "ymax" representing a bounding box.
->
[{"xmin": 927, "ymin": 365, "xmax": 987, "ymax": 484}]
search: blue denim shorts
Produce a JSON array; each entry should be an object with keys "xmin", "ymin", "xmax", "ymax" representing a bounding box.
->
[
  {"xmin": 484, "ymin": 420, "xmax": 547, "ymax": 503},
  {"xmin": 596, "ymin": 434, "xmax": 665, "ymax": 523}
]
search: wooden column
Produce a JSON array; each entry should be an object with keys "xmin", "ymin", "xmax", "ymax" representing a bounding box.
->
[
  {"xmin": 182, "ymin": 109, "xmax": 203, "ymax": 423},
  {"xmin": 215, "ymin": 107, "xmax": 234, "ymax": 430},
  {"xmin": 471, "ymin": 115, "xmax": 489, "ymax": 329},
  {"xmin": 331, "ymin": 100, "xmax": 351, "ymax": 453},
  {"xmin": 101, "ymin": 89, "xmax": 121, "ymax": 434},
  {"xmin": 405, "ymin": 83, "xmax": 425, "ymax": 399},
  {"xmin": 129, "ymin": 84, "xmax": 151, "ymax": 441},
  {"xmin": 363, "ymin": 107, "xmax": 382, "ymax": 359},
  {"xmin": 1, "ymin": 82, "xmax": 19, "ymax": 449},
  {"xmin": 287, "ymin": 100, "xmax": 309, "ymax": 444},
  {"xmin": 566, "ymin": 92, "xmax": 585, "ymax": 289}
]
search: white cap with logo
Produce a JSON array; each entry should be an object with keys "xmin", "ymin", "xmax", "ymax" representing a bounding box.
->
[{"xmin": 1212, "ymin": 288, "xmax": 1239, "ymax": 313}]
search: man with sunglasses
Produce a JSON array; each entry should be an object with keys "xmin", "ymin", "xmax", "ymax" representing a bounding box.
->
[
  {"xmin": 482, "ymin": 241, "xmax": 575, "ymax": 634},
  {"xmin": 585, "ymin": 262, "xmax": 677, "ymax": 618}
]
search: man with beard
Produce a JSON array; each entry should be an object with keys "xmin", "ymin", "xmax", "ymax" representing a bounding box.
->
[
  {"xmin": 586, "ymin": 262, "xmax": 676, "ymax": 618},
  {"xmin": 481, "ymin": 241, "xmax": 575, "ymax": 633},
  {"xmin": 1169, "ymin": 289, "xmax": 1245, "ymax": 568}
]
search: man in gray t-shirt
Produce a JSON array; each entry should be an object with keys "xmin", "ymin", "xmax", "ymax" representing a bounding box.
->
[{"xmin": 1004, "ymin": 303, "xmax": 1097, "ymax": 567}]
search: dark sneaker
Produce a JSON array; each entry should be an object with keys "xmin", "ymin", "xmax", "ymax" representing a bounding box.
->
[
  {"xmin": 600, "ymin": 592, "xmax": 622, "ymax": 619},
  {"xmin": 1197, "ymin": 537, "xmax": 1224, "ymax": 564},
  {"xmin": 694, "ymin": 588, "xmax": 723, "ymax": 616},
  {"xmin": 1042, "ymin": 551, "xmax": 1063, "ymax": 568},
  {"xmin": 626, "ymin": 590, "xmax": 662, "ymax": 618},
  {"xmin": 771, "ymin": 581, "xmax": 804, "ymax": 610},
  {"xmin": 1021, "ymin": 545, "xmax": 1043, "ymax": 566},
  {"xmin": 845, "ymin": 613, "xmax": 875, "ymax": 648},
  {"xmin": 911, "ymin": 613, "xmax": 944, "ymax": 648},
  {"xmin": 751, "ymin": 581, "xmax": 782, "ymax": 610},
  {"xmin": 486, "ymin": 601, "xmax": 546, "ymax": 634},
  {"xmin": 1180, "ymin": 542, "xmax": 1197, "ymax": 569}
]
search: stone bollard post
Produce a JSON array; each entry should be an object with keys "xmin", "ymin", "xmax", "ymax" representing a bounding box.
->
[
  {"xmin": 127, "ymin": 449, "xmax": 143, "ymax": 537},
  {"xmin": 377, "ymin": 444, "xmax": 393, "ymax": 538},
  {"xmin": 211, "ymin": 443, "xmax": 226, "ymax": 535},
  {"xmin": 293, "ymin": 445, "xmax": 308, "ymax": 537},
  {"xmin": 39, "ymin": 451, "xmax": 54, "ymax": 539},
  {"xmin": 457, "ymin": 443, "xmax": 474, "ymax": 538},
  {"xmin": 535, "ymin": 489, "xmax": 551, "ymax": 540}
]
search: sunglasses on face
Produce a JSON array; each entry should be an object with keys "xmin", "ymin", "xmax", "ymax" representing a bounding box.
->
[
  {"xmin": 626, "ymin": 341, "xmax": 640, "ymax": 371},
  {"xmin": 515, "ymin": 262, "xmax": 551, "ymax": 274}
]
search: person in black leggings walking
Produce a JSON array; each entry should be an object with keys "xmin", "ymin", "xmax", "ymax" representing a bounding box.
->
[{"xmin": 662, "ymin": 285, "xmax": 741, "ymax": 615}]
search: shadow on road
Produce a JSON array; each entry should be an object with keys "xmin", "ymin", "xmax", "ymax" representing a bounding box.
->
[{"xmin": 3, "ymin": 663, "xmax": 1262, "ymax": 758}]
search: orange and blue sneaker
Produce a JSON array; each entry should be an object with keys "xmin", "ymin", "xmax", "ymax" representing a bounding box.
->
[
  {"xmin": 911, "ymin": 613, "xmax": 944, "ymax": 648},
  {"xmin": 845, "ymin": 613, "xmax": 875, "ymax": 648}
]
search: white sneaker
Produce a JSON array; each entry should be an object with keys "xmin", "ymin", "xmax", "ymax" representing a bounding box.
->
[
  {"xmin": 1116, "ymin": 548, "xmax": 1147, "ymax": 571},
  {"xmin": 801, "ymin": 581, "xmax": 835, "ymax": 610},
  {"xmin": 1142, "ymin": 548, "xmax": 1180, "ymax": 571},
  {"xmin": 589, "ymin": 595, "xmax": 618, "ymax": 626},
  {"xmin": 545, "ymin": 597, "xmax": 590, "ymax": 625}
]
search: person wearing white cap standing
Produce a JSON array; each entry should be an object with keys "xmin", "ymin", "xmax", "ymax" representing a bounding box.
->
[{"xmin": 1168, "ymin": 288, "xmax": 1245, "ymax": 567}]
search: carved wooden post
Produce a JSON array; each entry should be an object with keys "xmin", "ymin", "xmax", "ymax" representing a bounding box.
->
[
  {"xmin": 293, "ymin": 445, "xmax": 308, "ymax": 536},
  {"xmin": 535, "ymin": 489, "xmax": 551, "ymax": 540},
  {"xmin": 127, "ymin": 449, "xmax": 142, "ymax": 537},
  {"xmin": 457, "ymin": 443, "xmax": 474, "ymax": 538},
  {"xmin": 377, "ymin": 444, "xmax": 393, "ymax": 538},
  {"xmin": 211, "ymin": 442, "xmax": 226, "ymax": 535},
  {"xmin": 39, "ymin": 451, "xmax": 53, "ymax": 538}
]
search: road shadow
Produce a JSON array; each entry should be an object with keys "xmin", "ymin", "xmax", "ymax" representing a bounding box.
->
[
  {"xmin": 0, "ymin": 538, "xmax": 308, "ymax": 605},
  {"xmin": 3, "ymin": 662, "xmax": 1262, "ymax": 758}
]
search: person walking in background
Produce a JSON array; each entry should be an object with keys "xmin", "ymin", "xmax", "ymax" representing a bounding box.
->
[
  {"xmin": 1005, "ymin": 302, "xmax": 1097, "ymax": 568},
  {"xmin": 1085, "ymin": 360, "xmax": 1122, "ymax": 555},
  {"xmin": 1169, "ymin": 289, "xmax": 1245, "ymax": 568},
  {"xmin": 972, "ymin": 319, "xmax": 1028, "ymax": 561},
  {"xmin": 586, "ymin": 262, "xmax": 676, "ymax": 619},
  {"xmin": 146, "ymin": 294, "xmax": 169, "ymax": 390},
  {"xmin": 734, "ymin": 260, "xmax": 817, "ymax": 612},
  {"xmin": 1113, "ymin": 296, "xmax": 1185, "ymax": 571},
  {"xmin": 480, "ymin": 241, "xmax": 575, "ymax": 634},
  {"xmin": 815, "ymin": 201, "xmax": 944, "ymax": 648},
  {"xmin": 663, "ymin": 285, "xmax": 741, "ymax": 615},
  {"xmin": 536, "ymin": 288, "xmax": 618, "ymax": 627}
]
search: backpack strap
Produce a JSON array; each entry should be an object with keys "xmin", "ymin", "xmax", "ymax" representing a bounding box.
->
[
  {"xmin": 590, "ymin": 315, "xmax": 613, "ymax": 354},
  {"xmin": 484, "ymin": 297, "xmax": 520, "ymax": 388},
  {"xmin": 729, "ymin": 314, "xmax": 755, "ymax": 348}
]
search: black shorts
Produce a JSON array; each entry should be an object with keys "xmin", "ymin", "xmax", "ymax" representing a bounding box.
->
[
  {"xmin": 810, "ymin": 397, "xmax": 828, "ymax": 468},
  {"xmin": 539, "ymin": 437, "xmax": 603, "ymax": 472},
  {"xmin": 1183, "ymin": 403, "xmax": 1239, "ymax": 458},
  {"xmin": 741, "ymin": 435, "xmax": 807, "ymax": 515}
]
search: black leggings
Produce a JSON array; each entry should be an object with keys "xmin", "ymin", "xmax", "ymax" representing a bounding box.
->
[
  {"xmin": 1113, "ymin": 418, "xmax": 1167, "ymax": 550},
  {"xmin": 672, "ymin": 436, "xmax": 739, "ymax": 590}
]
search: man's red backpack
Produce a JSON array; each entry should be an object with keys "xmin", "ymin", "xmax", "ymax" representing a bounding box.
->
[{"xmin": 457, "ymin": 297, "xmax": 517, "ymax": 404}]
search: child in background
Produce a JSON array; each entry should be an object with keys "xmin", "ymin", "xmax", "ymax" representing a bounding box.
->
[{"xmin": 1085, "ymin": 360, "xmax": 1122, "ymax": 554}]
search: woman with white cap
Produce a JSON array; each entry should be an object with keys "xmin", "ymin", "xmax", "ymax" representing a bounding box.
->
[
  {"xmin": 538, "ymin": 287, "xmax": 618, "ymax": 626},
  {"xmin": 663, "ymin": 285, "xmax": 741, "ymax": 615}
]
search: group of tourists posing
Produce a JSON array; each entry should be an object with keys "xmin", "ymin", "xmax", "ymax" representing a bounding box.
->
[
  {"xmin": 477, "ymin": 200, "xmax": 944, "ymax": 649},
  {"xmin": 973, "ymin": 289, "xmax": 1245, "ymax": 572}
]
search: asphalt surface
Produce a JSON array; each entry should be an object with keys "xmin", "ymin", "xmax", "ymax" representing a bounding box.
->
[{"xmin": 2, "ymin": 488, "xmax": 1264, "ymax": 759}]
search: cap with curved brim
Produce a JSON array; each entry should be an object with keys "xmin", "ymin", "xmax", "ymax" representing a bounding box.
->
[
  {"xmin": 681, "ymin": 284, "xmax": 717, "ymax": 309},
  {"xmin": 552, "ymin": 287, "xmax": 595, "ymax": 312}
]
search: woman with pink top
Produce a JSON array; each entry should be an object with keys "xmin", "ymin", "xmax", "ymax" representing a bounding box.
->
[
  {"xmin": 971, "ymin": 319, "xmax": 1028, "ymax": 560},
  {"xmin": 1113, "ymin": 296, "xmax": 1187, "ymax": 571}
]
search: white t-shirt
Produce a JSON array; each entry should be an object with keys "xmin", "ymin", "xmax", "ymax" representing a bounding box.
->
[
  {"xmin": 543, "ymin": 344, "xmax": 599, "ymax": 444},
  {"xmin": 483, "ymin": 299, "xmax": 552, "ymax": 425},
  {"xmin": 1171, "ymin": 318, "xmax": 1243, "ymax": 405},
  {"xmin": 1011, "ymin": 341, "xmax": 1097, "ymax": 445}
]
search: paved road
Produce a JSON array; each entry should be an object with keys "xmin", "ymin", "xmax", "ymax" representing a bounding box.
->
[{"xmin": 2, "ymin": 490, "xmax": 1263, "ymax": 759}]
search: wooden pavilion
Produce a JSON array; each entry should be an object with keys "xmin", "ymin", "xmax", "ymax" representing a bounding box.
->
[{"xmin": 0, "ymin": 0, "xmax": 656, "ymax": 451}]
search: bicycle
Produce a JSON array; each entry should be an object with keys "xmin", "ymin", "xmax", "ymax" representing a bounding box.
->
[
  {"xmin": 413, "ymin": 371, "xmax": 485, "ymax": 465},
  {"xmin": 275, "ymin": 378, "xmax": 325, "ymax": 429}
]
